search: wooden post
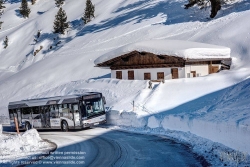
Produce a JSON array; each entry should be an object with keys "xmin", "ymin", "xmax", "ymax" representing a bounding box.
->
[
  {"xmin": 133, "ymin": 101, "xmax": 135, "ymax": 111},
  {"xmin": 14, "ymin": 117, "xmax": 20, "ymax": 134},
  {"xmin": 209, "ymin": 61, "xmax": 212, "ymax": 74}
]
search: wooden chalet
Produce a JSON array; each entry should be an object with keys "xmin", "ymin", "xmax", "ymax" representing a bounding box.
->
[{"xmin": 95, "ymin": 46, "xmax": 231, "ymax": 81}]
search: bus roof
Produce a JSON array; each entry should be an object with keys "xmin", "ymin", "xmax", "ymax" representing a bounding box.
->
[{"xmin": 8, "ymin": 92, "xmax": 102, "ymax": 109}]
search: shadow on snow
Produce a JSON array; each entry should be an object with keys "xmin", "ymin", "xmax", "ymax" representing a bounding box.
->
[
  {"xmin": 144, "ymin": 77, "xmax": 250, "ymax": 126},
  {"xmin": 29, "ymin": 0, "xmax": 250, "ymax": 57}
]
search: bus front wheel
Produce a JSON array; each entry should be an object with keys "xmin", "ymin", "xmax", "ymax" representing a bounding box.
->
[{"xmin": 61, "ymin": 121, "xmax": 68, "ymax": 132}]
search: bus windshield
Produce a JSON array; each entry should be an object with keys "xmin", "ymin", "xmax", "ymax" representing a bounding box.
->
[{"xmin": 84, "ymin": 98, "xmax": 104, "ymax": 117}]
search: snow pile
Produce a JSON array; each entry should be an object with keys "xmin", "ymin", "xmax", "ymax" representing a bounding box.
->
[
  {"xmin": 95, "ymin": 40, "xmax": 231, "ymax": 64},
  {"xmin": 0, "ymin": 129, "xmax": 51, "ymax": 159}
]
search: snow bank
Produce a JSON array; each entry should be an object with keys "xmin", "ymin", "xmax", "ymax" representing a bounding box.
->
[
  {"xmin": 108, "ymin": 110, "xmax": 147, "ymax": 128},
  {"xmin": 0, "ymin": 129, "xmax": 52, "ymax": 161},
  {"xmin": 161, "ymin": 116, "xmax": 250, "ymax": 154},
  {"xmin": 95, "ymin": 40, "xmax": 231, "ymax": 64}
]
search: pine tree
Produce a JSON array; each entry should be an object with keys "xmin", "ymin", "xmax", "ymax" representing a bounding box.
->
[
  {"xmin": 0, "ymin": 0, "xmax": 5, "ymax": 9},
  {"xmin": 0, "ymin": 0, "xmax": 5, "ymax": 10},
  {"xmin": 83, "ymin": 0, "xmax": 95, "ymax": 24},
  {"xmin": 31, "ymin": 0, "xmax": 36, "ymax": 5},
  {"xmin": 53, "ymin": 7, "xmax": 69, "ymax": 34},
  {"xmin": 55, "ymin": 0, "xmax": 65, "ymax": 7},
  {"xmin": 3, "ymin": 36, "xmax": 8, "ymax": 49},
  {"xmin": 0, "ymin": 21, "xmax": 3, "ymax": 29},
  {"xmin": 0, "ymin": 0, "xmax": 5, "ymax": 16},
  {"xmin": 20, "ymin": 0, "xmax": 31, "ymax": 18}
]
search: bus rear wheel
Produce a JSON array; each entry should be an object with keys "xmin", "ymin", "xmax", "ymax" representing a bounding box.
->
[
  {"xmin": 25, "ymin": 122, "xmax": 31, "ymax": 131},
  {"xmin": 61, "ymin": 121, "xmax": 68, "ymax": 132}
]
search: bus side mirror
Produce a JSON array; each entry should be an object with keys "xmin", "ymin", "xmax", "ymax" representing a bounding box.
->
[{"xmin": 102, "ymin": 96, "xmax": 106, "ymax": 105}]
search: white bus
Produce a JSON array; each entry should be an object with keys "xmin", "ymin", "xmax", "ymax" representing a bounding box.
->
[{"xmin": 8, "ymin": 92, "xmax": 106, "ymax": 131}]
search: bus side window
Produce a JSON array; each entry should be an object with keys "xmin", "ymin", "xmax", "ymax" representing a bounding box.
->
[
  {"xmin": 58, "ymin": 104, "xmax": 63, "ymax": 117},
  {"xmin": 60, "ymin": 104, "xmax": 72, "ymax": 119},
  {"xmin": 49, "ymin": 105, "xmax": 58, "ymax": 118},
  {"xmin": 21, "ymin": 107, "xmax": 31, "ymax": 119},
  {"xmin": 73, "ymin": 104, "xmax": 79, "ymax": 113},
  {"xmin": 32, "ymin": 107, "xmax": 39, "ymax": 119},
  {"xmin": 63, "ymin": 104, "xmax": 67, "ymax": 108},
  {"xmin": 9, "ymin": 109, "xmax": 15, "ymax": 120}
]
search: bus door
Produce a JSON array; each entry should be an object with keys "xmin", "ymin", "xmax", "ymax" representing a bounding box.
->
[
  {"xmin": 80, "ymin": 101, "xmax": 87, "ymax": 126},
  {"xmin": 32, "ymin": 107, "xmax": 41, "ymax": 128},
  {"xmin": 72, "ymin": 104, "xmax": 80, "ymax": 126},
  {"xmin": 49, "ymin": 105, "xmax": 60, "ymax": 128},
  {"xmin": 40, "ymin": 106, "xmax": 50, "ymax": 128}
]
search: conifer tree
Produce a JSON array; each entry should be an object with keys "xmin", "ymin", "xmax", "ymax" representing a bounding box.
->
[
  {"xmin": 0, "ymin": 0, "xmax": 5, "ymax": 16},
  {"xmin": 0, "ymin": 0, "xmax": 5, "ymax": 10},
  {"xmin": 83, "ymin": 0, "xmax": 95, "ymax": 24},
  {"xmin": 0, "ymin": 1, "xmax": 3, "ymax": 29},
  {"xmin": 20, "ymin": 0, "xmax": 31, "ymax": 18},
  {"xmin": 0, "ymin": 21, "xmax": 3, "ymax": 29},
  {"xmin": 31, "ymin": 0, "xmax": 36, "ymax": 5},
  {"xmin": 55, "ymin": 0, "xmax": 65, "ymax": 7},
  {"xmin": 3, "ymin": 36, "xmax": 8, "ymax": 49},
  {"xmin": 53, "ymin": 7, "xmax": 69, "ymax": 34}
]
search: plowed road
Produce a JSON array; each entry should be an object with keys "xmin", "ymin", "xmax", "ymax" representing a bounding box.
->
[{"xmin": 29, "ymin": 127, "xmax": 201, "ymax": 167}]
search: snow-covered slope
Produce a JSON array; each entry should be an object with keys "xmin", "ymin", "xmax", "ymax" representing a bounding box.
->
[{"xmin": 0, "ymin": 0, "xmax": 250, "ymax": 163}]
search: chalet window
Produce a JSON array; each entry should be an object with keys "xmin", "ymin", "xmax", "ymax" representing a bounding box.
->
[
  {"xmin": 116, "ymin": 71, "xmax": 122, "ymax": 79},
  {"xmin": 191, "ymin": 71, "xmax": 196, "ymax": 77},
  {"xmin": 157, "ymin": 72, "xmax": 164, "ymax": 80},
  {"xmin": 144, "ymin": 73, "xmax": 151, "ymax": 80},
  {"xmin": 128, "ymin": 71, "xmax": 134, "ymax": 80},
  {"xmin": 171, "ymin": 68, "xmax": 178, "ymax": 79}
]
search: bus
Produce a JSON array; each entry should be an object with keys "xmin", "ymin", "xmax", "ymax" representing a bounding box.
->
[{"xmin": 8, "ymin": 92, "xmax": 106, "ymax": 131}]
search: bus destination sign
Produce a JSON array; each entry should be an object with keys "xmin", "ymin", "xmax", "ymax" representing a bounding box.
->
[{"xmin": 83, "ymin": 94, "xmax": 101, "ymax": 100}]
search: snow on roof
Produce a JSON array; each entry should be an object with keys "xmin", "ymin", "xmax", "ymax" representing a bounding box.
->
[{"xmin": 94, "ymin": 40, "xmax": 231, "ymax": 65}]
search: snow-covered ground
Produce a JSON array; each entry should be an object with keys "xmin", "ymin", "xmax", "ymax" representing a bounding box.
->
[
  {"xmin": 0, "ymin": 0, "xmax": 250, "ymax": 165},
  {"xmin": 0, "ymin": 129, "xmax": 55, "ymax": 165}
]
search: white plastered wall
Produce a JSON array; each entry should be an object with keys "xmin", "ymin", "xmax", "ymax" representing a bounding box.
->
[
  {"xmin": 185, "ymin": 65, "xmax": 209, "ymax": 77},
  {"xmin": 184, "ymin": 64, "xmax": 221, "ymax": 78}
]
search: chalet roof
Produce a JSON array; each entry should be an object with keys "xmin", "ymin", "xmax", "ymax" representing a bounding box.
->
[{"xmin": 94, "ymin": 40, "xmax": 231, "ymax": 65}]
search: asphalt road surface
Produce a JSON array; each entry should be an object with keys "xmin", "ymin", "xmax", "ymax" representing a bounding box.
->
[{"xmin": 24, "ymin": 127, "xmax": 202, "ymax": 167}]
